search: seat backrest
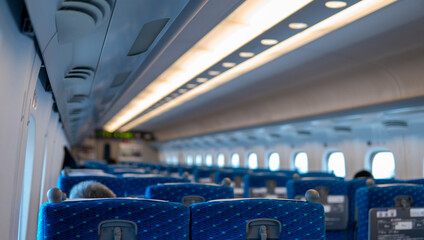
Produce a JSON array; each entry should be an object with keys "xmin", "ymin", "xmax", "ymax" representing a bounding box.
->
[
  {"xmin": 124, "ymin": 176, "xmax": 190, "ymax": 197},
  {"xmin": 37, "ymin": 198, "xmax": 189, "ymax": 239},
  {"xmin": 243, "ymin": 173, "xmax": 292, "ymax": 198},
  {"xmin": 287, "ymin": 179, "xmax": 349, "ymax": 239},
  {"xmin": 190, "ymin": 199, "xmax": 325, "ymax": 239},
  {"xmin": 299, "ymin": 171, "xmax": 337, "ymax": 178},
  {"xmin": 355, "ymin": 184, "xmax": 424, "ymax": 240},
  {"xmin": 145, "ymin": 183, "xmax": 234, "ymax": 205},
  {"xmin": 194, "ymin": 168, "xmax": 216, "ymax": 183},
  {"xmin": 57, "ymin": 175, "xmax": 125, "ymax": 197}
]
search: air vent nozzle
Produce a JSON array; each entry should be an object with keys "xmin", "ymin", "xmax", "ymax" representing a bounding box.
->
[
  {"xmin": 56, "ymin": 0, "xmax": 112, "ymax": 44},
  {"xmin": 297, "ymin": 130, "xmax": 311, "ymax": 136},
  {"xmin": 334, "ymin": 126, "xmax": 352, "ymax": 132}
]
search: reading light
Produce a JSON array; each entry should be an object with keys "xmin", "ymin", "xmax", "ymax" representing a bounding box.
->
[
  {"xmin": 105, "ymin": 0, "xmax": 395, "ymax": 132},
  {"xmin": 178, "ymin": 89, "xmax": 187, "ymax": 93},
  {"xmin": 222, "ymin": 62, "xmax": 236, "ymax": 68},
  {"xmin": 196, "ymin": 77, "xmax": 208, "ymax": 83},
  {"xmin": 187, "ymin": 83, "xmax": 197, "ymax": 88},
  {"xmin": 325, "ymin": 1, "xmax": 347, "ymax": 9},
  {"xmin": 208, "ymin": 70, "xmax": 221, "ymax": 76},
  {"xmin": 239, "ymin": 52, "xmax": 255, "ymax": 58},
  {"xmin": 261, "ymin": 39, "xmax": 278, "ymax": 45},
  {"xmin": 288, "ymin": 22, "xmax": 308, "ymax": 29}
]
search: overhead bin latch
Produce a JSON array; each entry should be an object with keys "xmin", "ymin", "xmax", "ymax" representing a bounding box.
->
[{"xmin": 246, "ymin": 218, "xmax": 282, "ymax": 240}]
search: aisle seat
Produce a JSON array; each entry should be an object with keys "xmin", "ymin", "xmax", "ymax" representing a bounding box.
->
[
  {"xmin": 243, "ymin": 173, "xmax": 292, "ymax": 198},
  {"xmin": 287, "ymin": 179, "xmax": 349, "ymax": 240},
  {"xmin": 190, "ymin": 198, "xmax": 325, "ymax": 239},
  {"xmin": 145, "ymin": 182, "xmax": 233, "ymax": 205},
  {"xmin": 37, "ymin": 196, "xmax": 189, "ymax": 239},
  {"xmin": 356, "ymin": 184, "xmax": 424, "ymax": 240}
]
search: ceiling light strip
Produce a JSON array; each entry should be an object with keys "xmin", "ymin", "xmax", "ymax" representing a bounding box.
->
[
  {"xmin": 120, "ymin": 0, "xmax": 396, "ymax": 131},
  {"xmin": 104, "ymin": 0, "xmax": 313, "ymax": 132}
]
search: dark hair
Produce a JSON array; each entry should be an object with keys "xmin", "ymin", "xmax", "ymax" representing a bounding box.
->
[
  {"xmin": 353, "ymin": 170, "xmax": 373, "ymax": 179},
  {"xmin": 69, "ymin": 181, "xmax": 116, "ymax": 199}
]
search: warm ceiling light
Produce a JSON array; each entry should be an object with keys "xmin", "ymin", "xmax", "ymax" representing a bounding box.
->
[
  {"xmin": 105, "ymin": 0, "xmax": 312, "ymax": 132},
  {"xmin": 261, "ymin": 39, "xmax": 278, "ymax": 45},
  {"xmin": 208, "ymin": 70, "xmax": 221, "ymax": 76},
  {"xmin": 222, "ymin": 62, "xmax": 236, "ymax": 68},
  {"xmin": 118, "ymin": 0, "xmax": 396, "ymax": 132},
  {"xmin": 187, "ymin": 83, "xmax": 197, "ymax": 88},
  {"xmin": 239, "ymin": 52, "xmax": 255, "ymax": 58},
  {"xmin": 178, "ymin": 89, "xmax": 187, "ymax": 94},
  {"xmin": 325, "ymin": 1, "xmax": 347, "ymax": 9},
  {"xmin": 289, "ymin": 22, "xmax": 308, "ymax": 29},
  {"xmin": 196, "ymin": 77, "xmax": 208, "ymax": 83},
  {"xmin": 165, "ymin": 97, "xmax": 172, "ymax": 101},
  {"xmin": 171, "ymin": 93, "xmax": 179, "ymax": 98}
]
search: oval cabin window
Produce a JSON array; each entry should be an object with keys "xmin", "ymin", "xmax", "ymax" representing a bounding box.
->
[
  {"xmin": 231, "ymin": 153, "xmax": 240, "ymax": 168},
  {"xmin": 205, "ymin": 154, "xmax": 213, "ymax": 167},
  {"xmin": 371, "ymin": 151, "xmax": 395, "ymax": 179},
  {"xmin": 247, "ymin": 153, "xmax": 258, "ymax": 169},
  {"xmin": 195, "ymin": 154, "xmax": 202, "ymax": 166},
  {"xmin": 268, "ymin": 152, "xmax": 280, "ymax": 171},
  {"xmin": 327, "ymin": 152, "xmax": 346, "ymax": 178},
  {"xmin": 294, "ymin": 152, "xmax": 308, "ymax": 174},
  {"xmin": 217, "ymin": 153, "xmax": 225, "ymax": 167},
  {"xmin": 186, "ymin": 155, "xmax": 193, "ymax": 166}
]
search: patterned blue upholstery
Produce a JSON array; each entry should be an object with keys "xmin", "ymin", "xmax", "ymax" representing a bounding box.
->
[
  {"xmin": 37, "ymin": 198, "xmax": 189, "ymax": 240},
  {"xmin": 145, "ymin": 183, "xmax": 234, "ymax": 203},
  {"xmin": 356, "ymin": 185, "xmax": 424, "ymax": 240},
  {"xmin": 194, "ymin": 168, "xmax": 217, "ymax": 183},
  {"xmin": 190, "ymin": 199, "xmax": 325, "ymax": 239},
  {"xmin": 287, "ymin": 179, "xmax": 348, "ymax": 240},
  {"xmin": 243, "ymin": 173, "xmax": 292, "ymax": 198},
  {"xmin": 299, "ymin": 171, "xmax": 337, "ymax": 178},
  {"xmin": 347, "ymin": 178, "xmax": 405, "ymax": 237},
  {"xmin": 124, "ymin": 176, "xmax": 190, "ymax": 196},
  {"xmin": 214, "ymin": 169, "xmax": 248, "ymax": 184},
  {"xmin": 406, "ymin": 178, "xmax": 424, "ymax": 185},
  {"xmin": 57, "ymin": 175, "xmax": 125, "ymax": 197}
]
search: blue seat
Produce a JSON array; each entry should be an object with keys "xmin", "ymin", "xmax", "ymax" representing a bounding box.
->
[
  {"xmin": 145, "ymin": 183, "xmax": 234, "ymax": 204},
  {"xmin": 194, "ymin": 168, "xmax": 217, "ymax": 183},
  {"xmin": 37, "ymin": 198, "xmax": 189, "ymax": 239},
  {"xmin": 124, "ymin": 176, "xmax": 190, "ymax": 197},
  {"xmin": 346, "ymin": 178, "xmax": 406, "ymax": 240},
  {"xmin": 355, "ymin": 184, "xmax": 424, "ymax": 240},
  {"xmin": 299, "ymin": 171, "xmax": 337, "ymax": 178},
  {"xmin": 214, "ymin": 169, "xmax": 248, "ymax": 197},
  {"xmin": 243, "ymin": 173, "xmax": 292, "ymax": 198},
  {"xmin": 57, "ymin": 175, "xmax": 126, "ymax": 197},
  {"xmin": 287, "ymin": 179, "xmax": 349, "ymax": 240},
  {"xmin": 190, "ymin": 199, "xmax": 325, "ymax": 239}
]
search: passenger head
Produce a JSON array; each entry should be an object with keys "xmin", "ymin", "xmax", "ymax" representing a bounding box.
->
[
  {"xmin": 69, "ymin": 181, "xmax": 116, "ymax": 199},
  {"xmin": 353, "ymin": 170, "xmax": 373, "ymax": 179}
]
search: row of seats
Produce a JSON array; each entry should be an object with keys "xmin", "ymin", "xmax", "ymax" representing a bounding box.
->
[
  {"xmin": 38, "ymin": 190, "xmax": 325, "ymax": 239},
  {"xmin": 59, "ymin": 162, "xmax": 424, "ymax": 239}
]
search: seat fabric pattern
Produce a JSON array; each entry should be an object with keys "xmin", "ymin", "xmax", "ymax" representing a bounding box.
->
[
  {"xmin": 57, "ymin": 176, "xmax": 125, "ymax": 197},
  {"xmin": 243, "ymin": 173, "xmax": 292, "ymax": 198},
  {"xmin": 286, "ymin": 179, "xmax": 348, "ymax": 240},
  {"xmin": 145, "ymin": 183, "xmax": 234, "ymax": 202},
  {"xmin": 356, "ymin": 185, "xmax": 424, "ymax": 240},
  {"xmin": 124, "ymin": 177, "xmax": 190, "ymax": 196},
  {"xmin": 190, "ymin": 199, "xmax": 325, "ymax": 240},
  {"xmin": 37, "ymin": 199, "xmax": 189, "ymax": 240},
  {"xmin": 286, "ymin": 179, "xmax": 347, "ymax": 199}
]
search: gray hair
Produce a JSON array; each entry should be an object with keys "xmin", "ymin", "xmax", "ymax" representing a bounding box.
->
[{"xmin": 69, "ymin": 181, "xmax": 116, "ymax": 199}]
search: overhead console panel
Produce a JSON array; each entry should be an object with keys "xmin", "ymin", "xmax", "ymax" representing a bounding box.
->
[{"xmin": 24, "ymin": 0, "xmax": 191, "ymax": 144}]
